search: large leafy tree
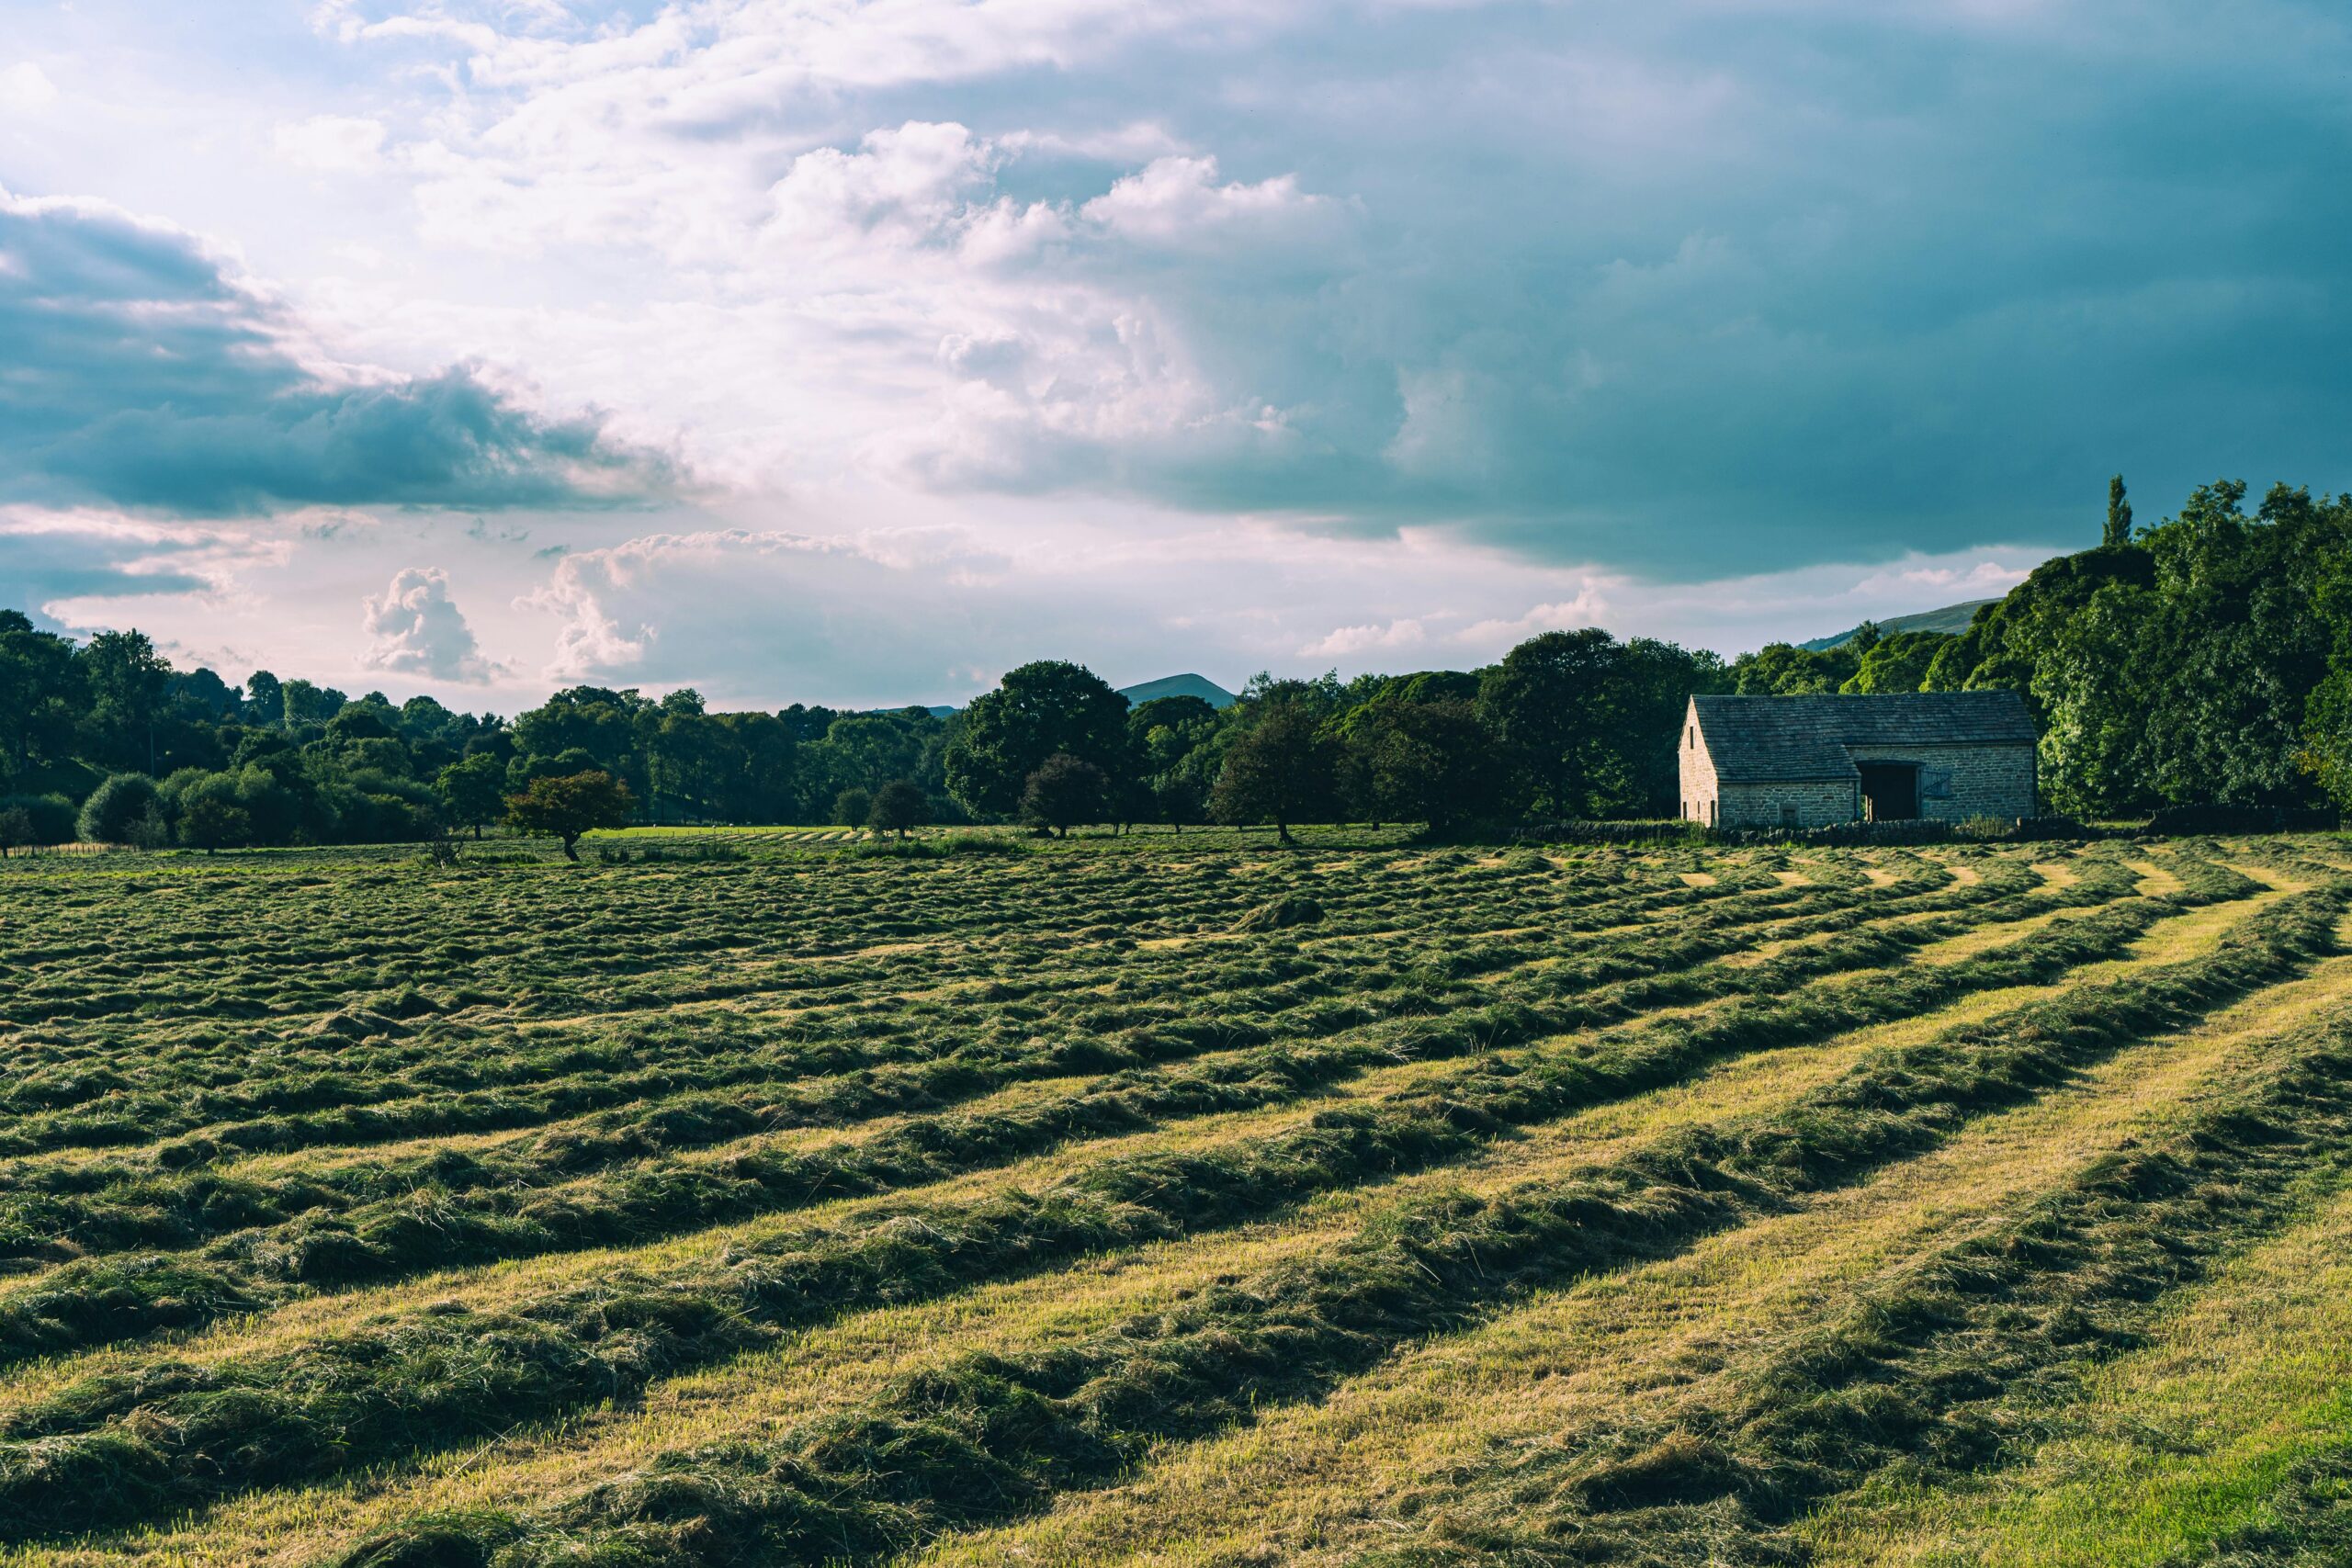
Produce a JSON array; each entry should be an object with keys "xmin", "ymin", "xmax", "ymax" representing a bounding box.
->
[
  {"xmin": 77, "ymin": 628, "xmax": 174, "ymax": 773},
  {"xmin": 866, "ymin": 780, "xmax": 930, "ymax": 840},
  {"xmin": 1019, "ymin": 753, "xmax": 1107, "ymax": 836},
  {"xmin": 1346, "ymin": 695, "xmax": 1505, "ymax": 833},
  {"xmin": 0, "ymin": 611, "xmax": 83, "ymax": 784},
  {"xmin": 944, "ymin": 661, "xmax": 1132, "ymax": 818},
  {"xmin": 1476, "ymin": 628, "xmax": 1618, "ymax": 820},
  {"xmin": 1476, "ymin": 628, "xmax": 1724, "ymax": 820},
  {"xmin": 505, "ymin": 770, "xmax": 636, "ymax": 860},
  {"xmin": 1211, "ymin": 698, "xmax": 1335, "ymax": 843},
  {"xmin": 436, "ymin": 753, "xmax": 510, "ymax": 839}
]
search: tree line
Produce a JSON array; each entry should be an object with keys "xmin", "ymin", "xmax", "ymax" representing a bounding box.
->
[
  {"xmin": 5, "ymin": 477, "xmax": 2350, "ymax": 852},
  {"xmin": 1725, "ymin": 479, "xmax": 2352, "ymax": 818}
]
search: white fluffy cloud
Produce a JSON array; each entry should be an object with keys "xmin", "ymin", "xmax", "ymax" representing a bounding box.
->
[
  {"xmin": 361, "ymin": 566, "xmax": 501, "ymax": 681},
  {"xmin": 272, "ymin": 115, "xmax": 388, "ymax": 173},
  {"xmin": 0, "ymin": 62, "xmax": 59, "ymax": 115}
]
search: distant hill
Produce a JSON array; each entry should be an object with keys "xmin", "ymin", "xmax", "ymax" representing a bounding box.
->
[
  {"xmin": 1799, "ymin": 599, "xmax": 1997, "ymax": 652},
  {"xmin": 1117, "ymin": 672, "xmax": 1237, "ymax": 709}
]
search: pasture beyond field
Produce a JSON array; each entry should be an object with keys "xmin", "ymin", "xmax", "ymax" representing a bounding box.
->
[{"xmin": 2, "ymin": 835, "xmax": 2350, "ymax": 1567}]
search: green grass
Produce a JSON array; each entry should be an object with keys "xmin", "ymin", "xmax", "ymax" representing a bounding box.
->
[{"xmin": 0, "ymin": 836, "xmax": 2345, "ymax": 1566}]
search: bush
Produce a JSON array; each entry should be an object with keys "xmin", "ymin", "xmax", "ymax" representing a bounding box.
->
[
  {"xmin": 1021, "ymin": 754, "xmax": 1108, "ymax": 837},
  {"xmin": 77, "ymin": 773, "xmax": 162, "ymax": 844},
  {"xmin": 867, "ymin": 781, "xmax": 930, "ymax": 840},
  {"xmin": 176, "ymin": 774, "xmax": 254, "ymax": 852},
  {"xmin": 0, "ymin": 793, "xmax": 74, "ymax": 848}
]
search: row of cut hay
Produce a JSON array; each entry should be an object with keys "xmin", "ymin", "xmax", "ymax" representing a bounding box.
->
[
  {"xmin": 0, "ymin": 858, "xmax": 2143, "ymax": 1367},
  {"xmin": 0, "ymin": 853, "xmax": 2079, "ymax": 1269},
  {"xmin": 1345, "ymin": 1008, "xmax": 2352, "ymax": 1566},
  {"xmin": 0, "ymin": 884, "xmax": 2283, "ymax": 1539},
  {"xmin": 303, "ymin": 885, "xmax": 2346, "ymax": 1568},
  {"xmin": 0, "ymin": 844, "xmax": 1821, "ymax": 1127}
]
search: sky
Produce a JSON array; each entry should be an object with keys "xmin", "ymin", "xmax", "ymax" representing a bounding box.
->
[{"xmin": 2, "ymin": 0, "xmax": 2348, "ymax": 711}]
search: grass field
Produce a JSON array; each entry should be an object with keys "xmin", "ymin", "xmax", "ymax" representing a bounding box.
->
[{"xmin": 2, "ymin": 832, "xmax": 2349, "ymax": 1566}]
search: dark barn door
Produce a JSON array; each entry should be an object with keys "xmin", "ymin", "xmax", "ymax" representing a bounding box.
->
[{"xmin": 1858, "ymin": 762, "xmax": 1919, "ymax": 821}]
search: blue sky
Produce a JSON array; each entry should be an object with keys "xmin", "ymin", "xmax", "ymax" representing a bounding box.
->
[{"xmin": 2, "ymin": 0, "xmax": 2347, "ymax": 707}]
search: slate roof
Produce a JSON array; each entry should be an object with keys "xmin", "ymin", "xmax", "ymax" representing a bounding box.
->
[{"xmin": 1691, "ymin": 691, "xmax": 2036, "ymax": 783}]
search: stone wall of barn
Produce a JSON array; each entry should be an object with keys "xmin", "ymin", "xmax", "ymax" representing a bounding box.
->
[
  {"xmin": 1713, "ymin": 779, "xmax": 1859, "ymax": 829},
  {"xmin": 1678, "ymin": 702, "xmax": 1718, "ymax": 823},
  {"xmin": 1842, "ymin": 742, "xmax": 2036, "ymax": 821}
]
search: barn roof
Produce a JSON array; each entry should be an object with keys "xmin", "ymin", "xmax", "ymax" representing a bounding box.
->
[{"xmin": 1691, "ymin": 691, "xmax": 2036, "ymax": 783}]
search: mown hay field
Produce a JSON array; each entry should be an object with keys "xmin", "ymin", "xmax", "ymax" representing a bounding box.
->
[{"xmin": 3, "ymin": 834, "xmax": 2350, "ymax": 1567}]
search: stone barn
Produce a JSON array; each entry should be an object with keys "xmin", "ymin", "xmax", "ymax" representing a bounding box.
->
[{"xmin": 1679, "ymin": 691, "xmax": 2038, "ymax": 829}]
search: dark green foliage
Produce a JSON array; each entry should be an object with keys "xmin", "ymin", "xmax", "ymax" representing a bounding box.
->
[
  {"xmin": 1476, "ymin": 628, "xmax": 1726, "ymax": 818},
  {"xmin": 0, "ymin": 792, "xmax": 72, "ymax": 849},
  {"xmin": 865, "ymin": 780, "xmax": 928, "ymax": 838},
  {"xmin": 75, "ymin": 771, "xmax": 160, "ymax": 843},
  {"xmin": 504, "ymin": 771, "xmax": 635, "ymax": 860},
  {"xmin": 436, "ymin": 752, "xmax": 508, "ymax": 838},
  {"xmin": 944, "ymin": 660, "xmax": 1132, "ymax": 819},
  {"xmin": 1019, "ymin": 753, "xmax": 1108, "ymax": 836},
  {"xmin": 1212, "ymin": 698, "xmax": 1335, "ymax": 841}
]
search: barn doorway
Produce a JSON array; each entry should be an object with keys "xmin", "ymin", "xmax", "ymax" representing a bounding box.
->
[{"xmin": 1858, "ymin": 762, "xmax": 1919, "ymax": 821}]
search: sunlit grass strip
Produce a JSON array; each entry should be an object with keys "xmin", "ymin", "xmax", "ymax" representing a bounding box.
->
[
  {"xmin": 0, "ymin": 857, "xmax": 2065, "ymax": 1271},
  {"xmin": 1349, "ymin": 1025, "xmax": 2352, "ymax": 1567},
  {"xmin": 0, "ymin": 885, "xmax": 2316, "ymax": 1544},
  {"xmin": 0, "ymin": 869, "xmax": 2145, "ymax": 1372},
  {"xmin": 299, "ymin": 886, "xmax": 2345, "ymax": 1568}
]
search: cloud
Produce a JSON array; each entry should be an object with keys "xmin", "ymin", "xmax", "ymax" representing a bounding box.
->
[
  {"xmin": 273, "ymin": 115, "xmax": 388, "ymax": 173},
  {"xmin": 361, "ymin": 566, "xmax": 502, "ymax": 681},
  {"xmin": 0, "ymin": 62, "xmax": 58, "ymax": 115},
  {"xmin": 0, "ymin": 187, "xmax": 679, "ymax": 517},
  {"xmin": 296, "ymin": 0, "xmax": 2352, "ymax": 581},
  {"xmin": 0, "ymin": 507, "xmax": 285, "ymax": 633}
]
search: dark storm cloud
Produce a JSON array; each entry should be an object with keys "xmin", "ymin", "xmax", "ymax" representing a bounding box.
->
[{"xmin": 0, "ymin": 191, "xmax": 677, "ymax": 517}]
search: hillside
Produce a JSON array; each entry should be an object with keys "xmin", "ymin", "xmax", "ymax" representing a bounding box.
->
[
  {"xmin": 1116, "ymin": 671, "xmax": 1237, "ymax": 708},
  {"xmin": 1799, "ymin": 597, "xmax": 1997, "ymax": 650}
]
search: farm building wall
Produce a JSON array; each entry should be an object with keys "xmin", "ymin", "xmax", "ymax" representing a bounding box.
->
[
  {"xmin": 1714, "ymin": 780, "xmax": 1857, "ymax": 829},
  {"xmin": 1841, "ymin": 742, "xmax": 2036, "ymax": 821},
  {"xmin": 1677, "ymin": 705, "xmax": 1718, "ymax": 823}
]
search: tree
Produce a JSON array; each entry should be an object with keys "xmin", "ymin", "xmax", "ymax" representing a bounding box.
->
[
  {"xmin": 78, "ymin": 772, "xmax": 163, "ymax": 843},
  {"xmin": 866, "ymin": 780, "xmax": 930, "ymax": 840},
  {"xmin": 944, "ymin": 661, "xmax": 1132, "ymax": 818},
  {"xmin": 77, "ymin": 628, "xmax": 173, "ymax": 773},
  {"xmin": 1152, "ymin": 773, "xmax": 1209, "ymax": 833},
  {"xmin": 1020, "ymin": 753, "xmax": 1108, "ymax": 837},
  {"xmin": 243, "ymin": 671, "xmax": 284, "ymax": 726},
  {"xmin": 2105, "ymin": 474, "xmax": 2133, "ymax": 548},
  {"xmin": 0, "ymin": 805, "xmax": 31, "ymax": 858},
  {"xmin": 1349, "ymin": 696, "xmax": 1507, "ymax": 835},
  {"xmin": 0, "ymin": 613, "xmax": 82, "ymax": 783},
  {"xmin": 504, "ymin": 770, "xmax": 636, "ymax": 861},
  {"xmin": 175, "ymin": 773, "xmax": 253, "ymax": 853},
  {"xmin": 436, "ymin": 753, "xmax": 509, "ymax": 839},
  {"xmin": 0, "ymin": 792, "xmax": 72, "ymax": 850},
  {"xmin": 832, "ymin": 786, "xmax": 873, "ymax": 829},
  {"xmin": 1476, "ymin": 628, "xmax": 1623, "ymax": 820},
  {"xmin": 1211, "ymin": 703, "xmax": 1334, "ymax": 844}
]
